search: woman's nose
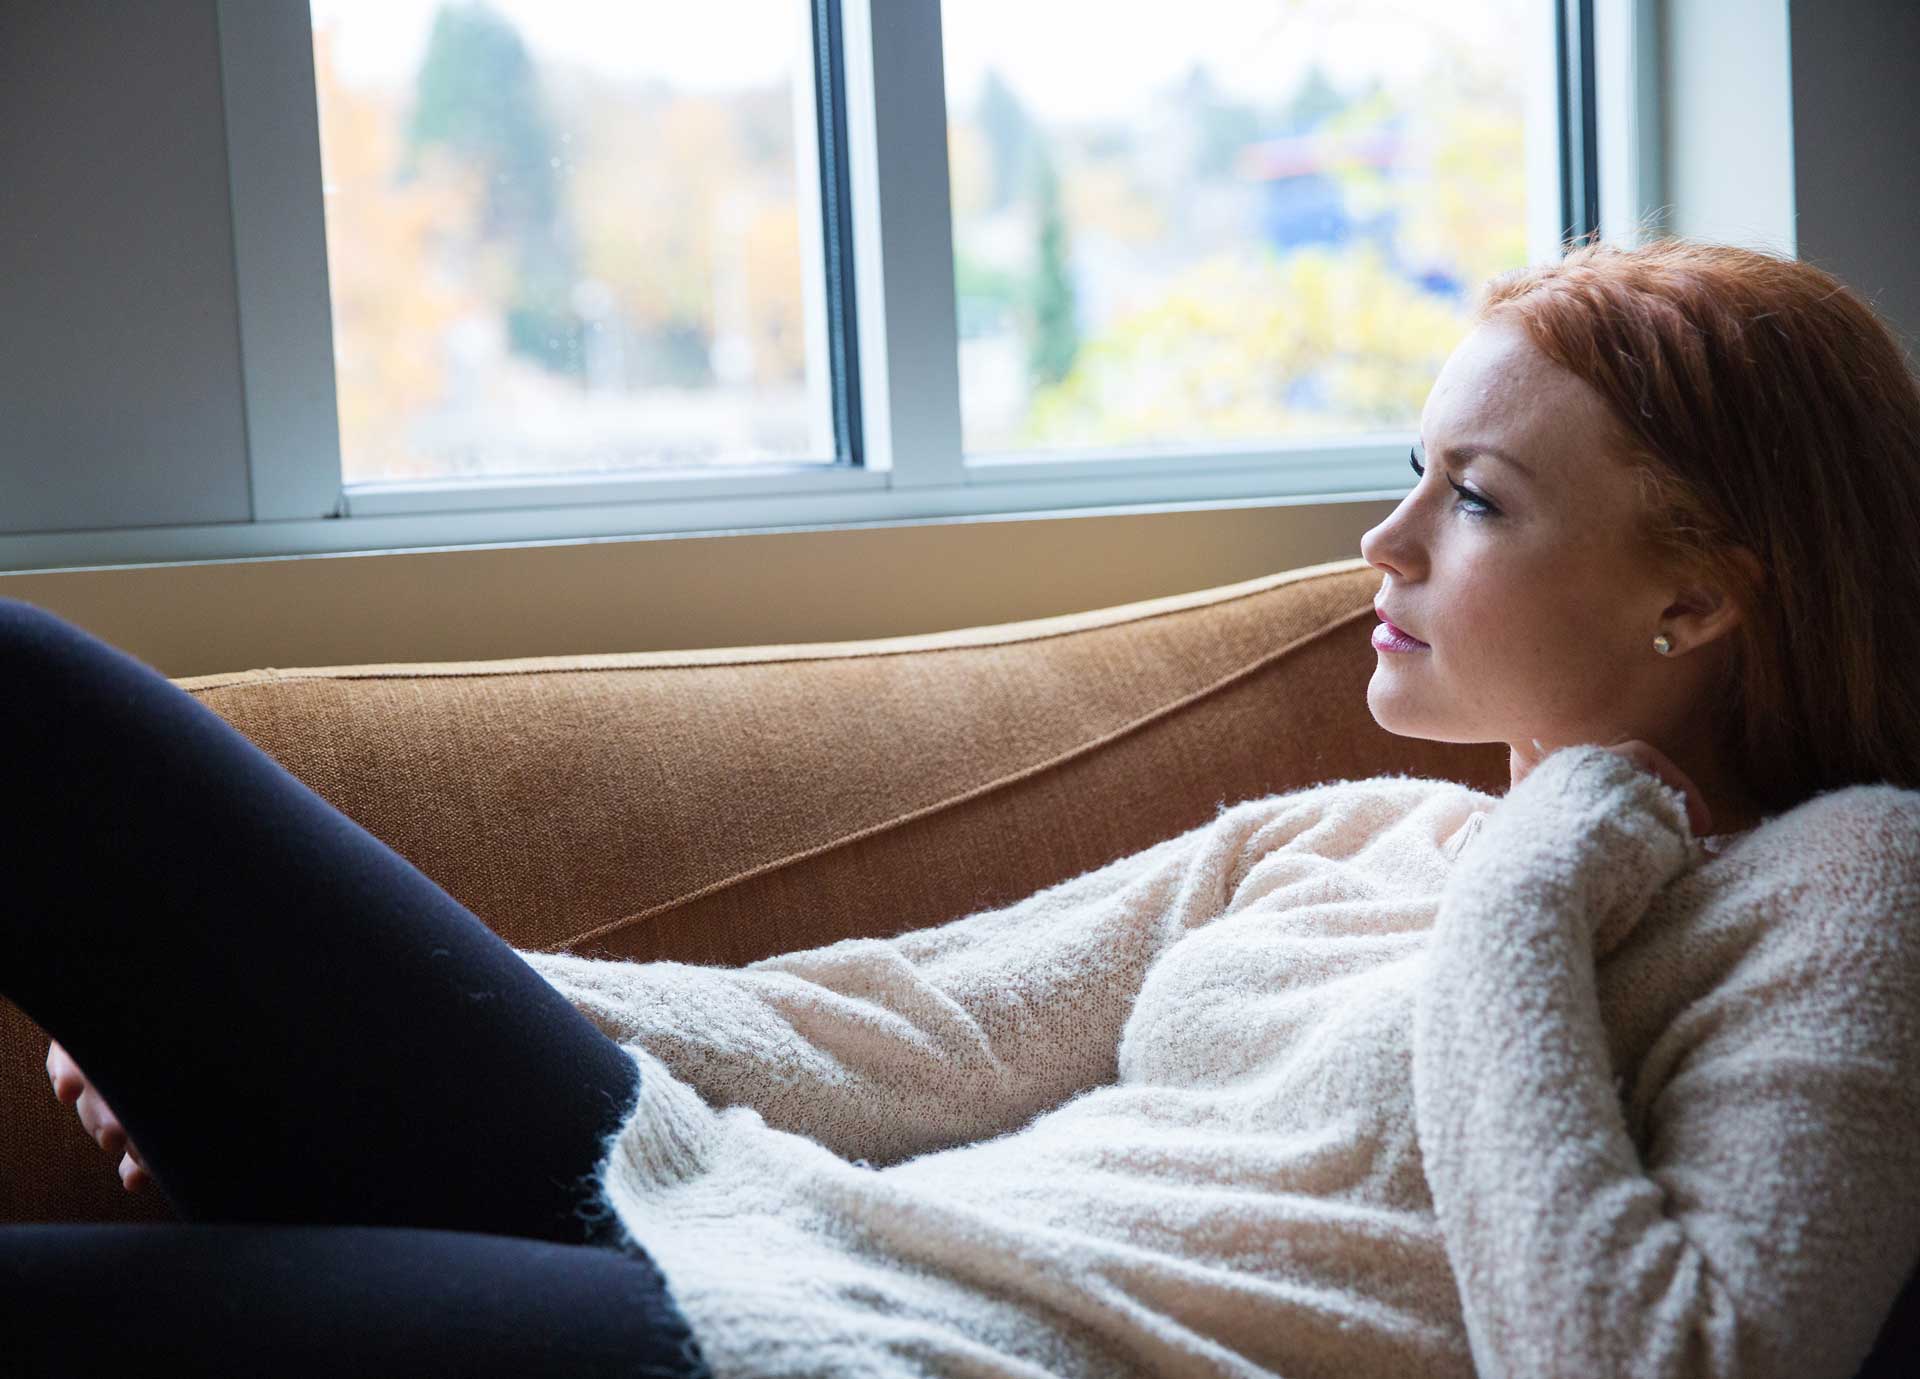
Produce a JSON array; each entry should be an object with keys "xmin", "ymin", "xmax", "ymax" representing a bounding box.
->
[
  {"xmin": 1359, "ymin": 522, "xmax": 1405, "ymax": 580},
  {"xmin": 1360, "ymin": 521, "xmax": 1386, "ymax": 571},
  {"xmin": 1360, "ymin": 513, "xmax": 1410, "ymax": 578}
]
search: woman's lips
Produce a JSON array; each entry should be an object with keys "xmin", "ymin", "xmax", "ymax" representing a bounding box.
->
[{"xmin": 1372, "ymin": 614, "xmax": 1430, "ymax": 653}]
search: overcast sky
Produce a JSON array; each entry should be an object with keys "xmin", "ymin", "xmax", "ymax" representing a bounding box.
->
[{"xmin": 308, "ymin": 0, "xmax": 1512, "ymax": 125}]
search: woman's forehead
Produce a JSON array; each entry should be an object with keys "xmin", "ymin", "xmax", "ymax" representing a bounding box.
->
[{"xmin": 1423, "ymin": 324, "xmax": 1627, "ymax": 483}]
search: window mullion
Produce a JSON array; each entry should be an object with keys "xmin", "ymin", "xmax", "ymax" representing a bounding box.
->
[
  {"xmin": 214, "ymin": 0, "xmax": 345, "ymax": 522},
  {"xmin": 838, "ymin": 0, "xmax": 965, "ymax": 491},
  {"xmin": 1595, "ymin": 0, "xmax": 1666, "ymax": 248}
]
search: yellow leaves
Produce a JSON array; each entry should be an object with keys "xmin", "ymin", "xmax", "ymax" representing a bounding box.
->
[
  {"xmin": 948, "ymin": 122, "xmax": 994, "ymax": 220},
  {"xmin": 314, "ymin": 24, "xmax": 490, "ymax": 481},
  {"xmin": 1019, "ymin": 244, "xmax": 1472, "ymax": 450},
  {"xmin": 740, "ymin": 202, "xmax": 807, "ymax": 385},
  {"xmin": 565, "ymin": 93, "xmax": 735, "ymax": 332},
  {"xmin": 1397, "ymin": 103, "xmax": 1527, "ymax": 297},
  {"xmin": 1061, "ymin": 163, "xmax": 1168, "ymax": 249},
  {"xmin": 1004, "ymin": 60, "xmax": 1532, "ymax": 453}
]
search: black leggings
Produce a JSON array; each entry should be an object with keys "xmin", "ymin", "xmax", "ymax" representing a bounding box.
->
[{"xmin": 0, "ymin": 596, "xmax": 712, "ymax": 1379}]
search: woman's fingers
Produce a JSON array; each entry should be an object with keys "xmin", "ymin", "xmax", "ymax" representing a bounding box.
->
[
  {"xmin": 48, "ymin": 1039, "xmax": 148, "ymax": 1185},
  {"xmin": 46, "ymin": 1039, "xmax": 84, "ymax": 1104},
  {"xmin": 76, "ymin": 1084, "xmax": 128, "ymax": 1157},
  {"xmin": 1604, "ymin": 738, "xmax": 1713, "ymax": 836}
]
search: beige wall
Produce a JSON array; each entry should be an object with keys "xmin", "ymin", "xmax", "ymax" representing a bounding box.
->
[{"xmin": 0, "ymin": 498, "xmax": 1397, "ymax": 680}]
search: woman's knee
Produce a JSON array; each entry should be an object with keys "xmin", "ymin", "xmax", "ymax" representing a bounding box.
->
[
  {"xmin": 0, "ymin": 597, "xmax": 109, "ymax": 680},
  {"xmin": 0, "ymin": 597, "xmax": 169, "ymax": 721}
]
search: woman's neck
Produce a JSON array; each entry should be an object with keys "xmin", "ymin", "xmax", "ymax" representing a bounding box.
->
[
  {"xmin": 1691, "ymin": 773, "xmax": 1771, "ymax": 839},
  {"xmin": 1506, "ymin": 740, "xmax": 1768, "ymax": 839}
]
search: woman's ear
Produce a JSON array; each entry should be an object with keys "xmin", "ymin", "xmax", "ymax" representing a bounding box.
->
[
  {"xmin": 1661, "ymin": 546, "xmax": 1761, "ymax": 650},
  {"xmin": 1727, "ymin": 544, "xmax": 1766, "ymax": 598}
]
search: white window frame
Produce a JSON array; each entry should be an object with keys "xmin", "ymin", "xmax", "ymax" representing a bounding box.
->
[{"xmin": 2, "ymin": 0, "xmax": 1658, "ymax": 573}]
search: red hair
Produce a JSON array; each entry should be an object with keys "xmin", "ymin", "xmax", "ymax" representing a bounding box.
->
[{"xmin": 1472, "ymin": 234, "xmax": 1920, "ymax": 811}]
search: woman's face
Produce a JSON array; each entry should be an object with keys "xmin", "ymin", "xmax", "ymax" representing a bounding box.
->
[{"xmin": 1360, "ymin": 318, "xmax": 1713, "ymax": 759}]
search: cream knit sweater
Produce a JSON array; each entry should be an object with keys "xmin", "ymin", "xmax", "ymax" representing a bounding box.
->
[{"xmin": 514, "ymin": 744, "xmax": 1920, "ymax": 1379}]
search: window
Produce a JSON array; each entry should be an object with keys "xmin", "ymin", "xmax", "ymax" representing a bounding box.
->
[
  {"xmin": 1, "ymin": 0, "xmax": 1653, "ymax": 569},
  {"xmin": 944, "ymin": 0, "xmax": 1547, "ymax": 466},
  {"xmin": 310, "ymin": 1, "xmax": 839, "ymax": 486}
]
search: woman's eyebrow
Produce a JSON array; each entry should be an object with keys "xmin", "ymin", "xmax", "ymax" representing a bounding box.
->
[{"xmin": 1423, "ymin": 440, "xmax": 1535, "ymax": 480}]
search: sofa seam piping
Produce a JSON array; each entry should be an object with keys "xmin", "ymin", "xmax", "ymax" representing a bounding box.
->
[{"xmin": 173, "ymin": 562, "xmax": 1374, "ymax": 689}]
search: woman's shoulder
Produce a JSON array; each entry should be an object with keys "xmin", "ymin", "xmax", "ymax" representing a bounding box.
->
[
  {"xmin": 1750, "ymin": 780, "xmax": 1920, "ymax": 872},
  {"xmin": 1218, "ymin": 771, "xmax": 1491, "ymax": 822},
  {"xmin": 1722, "ymin": 781, "xmax": 1920, "ymax": 950}
]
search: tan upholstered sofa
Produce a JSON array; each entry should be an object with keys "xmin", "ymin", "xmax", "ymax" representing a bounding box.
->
[{"xmin": 3, "ymin": 554, "xmax": 1912, "ymax": 1373}]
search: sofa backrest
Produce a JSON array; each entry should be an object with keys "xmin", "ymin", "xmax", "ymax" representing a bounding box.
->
[{"xmin": 167, "ymin": 555, "xmax": 1508, "ymax": 967}]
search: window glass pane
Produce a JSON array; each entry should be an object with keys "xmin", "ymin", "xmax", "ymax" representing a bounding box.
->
[
  {"xmin": 942, "ymin": 0, "xmax": 1540, "ymax": 459},
  {"xmin": 309, "ymin": 1, "xmax": 833, "ymax": 484}
]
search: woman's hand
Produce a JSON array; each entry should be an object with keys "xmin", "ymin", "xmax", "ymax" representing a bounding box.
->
[
  {"xmin": 1596, "ymin": 737, "xmax": 1713, "ymax": 838},
  {"xmin": 46, "ymin": 1038, "xmax": 150, "ymax": 1192}
]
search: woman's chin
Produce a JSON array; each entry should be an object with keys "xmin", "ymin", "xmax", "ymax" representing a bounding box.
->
[
  {"xmin": 1365, "ymin": 677, "xmax": 1410, "ymax": 730},
  {"xmin": 1366, "ymin": 676, "xmax": 1446, "ymax": 740}
]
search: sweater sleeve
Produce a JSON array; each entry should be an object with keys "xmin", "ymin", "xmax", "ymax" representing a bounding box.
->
[
  {"xmin": 513, "ymin": 798, "xmax": 1280, "ymax": 1168},
  {"xmin": 1413, "ymin": 743, "xmax": 1920, "ymax": 1379}
]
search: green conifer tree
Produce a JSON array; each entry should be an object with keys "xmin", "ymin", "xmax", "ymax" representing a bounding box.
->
[
  {"xmin": 1026, "ymin": 146, "xmax": 1080, "ymax": 389},
  {"xmin": 406, "ymin": 2, "xmax": 582, "ymax": 378}
]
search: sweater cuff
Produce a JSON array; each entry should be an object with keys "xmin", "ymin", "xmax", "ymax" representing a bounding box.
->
[{"xmin": 603, "ymin": 1042, "xmax": 728, "ymax": 1191}]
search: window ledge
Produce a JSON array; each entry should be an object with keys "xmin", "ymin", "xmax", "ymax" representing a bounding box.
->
[{"xmin": 0, "ymin": 447, "xmax": 1409, "ymax": 575}]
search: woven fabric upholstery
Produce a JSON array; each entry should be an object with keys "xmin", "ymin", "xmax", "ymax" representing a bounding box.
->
[{"xmin": 2, "ymin": 556, "xmax": 1507, "ymax": 1226}]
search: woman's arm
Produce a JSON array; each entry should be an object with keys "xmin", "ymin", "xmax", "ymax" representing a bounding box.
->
[
  {"xmin": 513, "ymin": 792, "xmax": 1319, "ymax": 1169},
  {"xmin": 1414, "ymin": 744, "xmax": 1920, "ymax": 1379}
]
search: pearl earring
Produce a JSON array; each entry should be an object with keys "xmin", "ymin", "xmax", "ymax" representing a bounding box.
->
[{"xmin": 1653, "ymin": 632, "xmax": 1674, "ymax": 655}]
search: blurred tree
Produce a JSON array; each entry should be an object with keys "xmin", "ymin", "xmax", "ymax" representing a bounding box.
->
[
  {"xmin": 976, "ymin": 68, "xmax": 1041, "ymax": 214},
  {"xmin": 1016, "ymin": 0, "xmax": 1532, "ymax": 454},
  {"xmin": 948, "ymin": 119, "xmax": 993, "ymax": 221},
  {"xmin": 733, "ymin": 85, "xmax": 793, "ymax": 171},
  {"xmin": 404, "ymin": 2, "xmax": 583, "ymax": 380},
  {"xmin": 742, "ymin": 198, "xmax": 806, "ymax": 385},
  {"xmin": 1391, "ymin": 44, "xmax": 1528, "ymax": 294},
  {"xmin": 1026, "ymin": 145, "xmax": 1081, "ymax": 388},
  {"xmin": 955, "ymin": 250, "xmax": 1025, "ymax": 339},
  {"xmin": 1024, "ymin": 244, "xmax": 1461, "ymax": 448},
  {"xmin": 1178, "ymin": 64, "xmax": 1264, "ymax": 180},
  {"xmin": 564, "ymin": 82, "xmax": 750, "ymax": 388},
  {"xmin": 1059, "ymin": 157, "xmax": 1167, "ymax": 250},
  {"xmin": 312, "ymin": 23, "xmax": 486, "ymax": 482},
  {"xmin": 405, "ymin": 2, "xmax": 558, "ymax": 241},
  {"xmin": 1281, "ymin": 62, "xmax": 1347, "ymax": 133}
]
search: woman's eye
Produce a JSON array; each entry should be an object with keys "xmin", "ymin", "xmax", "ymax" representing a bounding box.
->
[{"xmin": 1409, "ymin": 446, "xmax": 1497, "ymax": 517}]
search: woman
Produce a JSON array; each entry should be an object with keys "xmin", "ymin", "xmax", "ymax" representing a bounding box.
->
[{"xmin": 9, "ymin": 235, "xmax": 1920, "ymax": 1379}]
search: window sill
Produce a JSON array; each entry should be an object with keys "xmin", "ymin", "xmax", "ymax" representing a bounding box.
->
[{"xmin": 0, "ymin": 445, "xmax": 1411, "ymax": 575}]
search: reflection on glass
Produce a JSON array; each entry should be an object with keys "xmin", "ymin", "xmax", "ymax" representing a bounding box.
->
[
  {"xmin": 310, "ymin": 0, "xmax": 832, "ymax": 484},
  {"xmin": 941, "ymin": 0, "xmax": 1537, "ymax": 459}
]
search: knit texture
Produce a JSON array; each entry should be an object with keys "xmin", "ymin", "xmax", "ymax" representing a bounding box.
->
[{"xmin": 515, "ymin": 744, "xmax": 1920, "ymax": 1378}]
